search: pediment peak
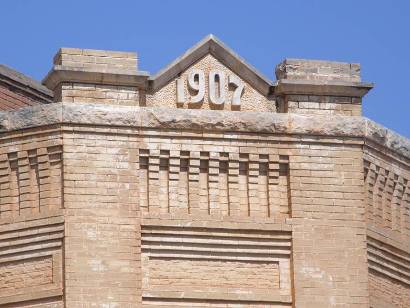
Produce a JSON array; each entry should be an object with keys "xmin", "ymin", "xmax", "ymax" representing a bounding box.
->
[{"xmin": 149, "ymin": 34, "xmax": 273, "ymax": 95}]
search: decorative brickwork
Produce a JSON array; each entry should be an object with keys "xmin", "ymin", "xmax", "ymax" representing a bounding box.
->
[
  {"xmin": 138, "ymin": 148, "xmax": 290, "ymax": 218},
  {"xmin": 141, "ymin": 222, "xmax": 292, "ymax": 305},
  {"xmin": 0, "ymin": 35, "xmax": 409, "ymax": 307},
  {"xmin": 0, "ymin": 216, "xmax": 64, "ymax": 306}
]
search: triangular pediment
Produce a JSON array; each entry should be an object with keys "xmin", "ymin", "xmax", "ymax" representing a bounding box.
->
[{"xmin": 149, "ymin": 34, "xmax": 273, "ymax": 95}]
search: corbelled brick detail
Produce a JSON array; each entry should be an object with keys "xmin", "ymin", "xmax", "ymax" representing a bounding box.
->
[{"xmin": 0, "ymin": 36, "xmax": 409, "ymax": 307}]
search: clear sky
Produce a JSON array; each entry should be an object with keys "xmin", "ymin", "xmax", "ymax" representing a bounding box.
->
[{"xmin": 1, "ymin": 0, "xmax": 409, "ymax": 137}]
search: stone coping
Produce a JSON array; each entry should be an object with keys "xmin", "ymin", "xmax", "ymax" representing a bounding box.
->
[
  {"xmin": 274, "ymin": 79, "xmax": 373, "ymax": 97},
  {"xmin": 43, "ymin": 65, "xmax": 150, "ymax": 90},
  {"xmin": 0, "ymin": 102, "xmax": 408, "ymax": 159}
]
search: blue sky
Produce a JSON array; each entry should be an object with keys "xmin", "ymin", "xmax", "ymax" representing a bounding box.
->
[{"xmin": 1, "ymin": 0, "xmax": 409, "ymax": 137}]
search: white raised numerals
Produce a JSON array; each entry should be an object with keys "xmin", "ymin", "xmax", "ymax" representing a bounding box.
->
[
  {"xmin": 188, "ymin": 69, "xmax": 205, "ymax": 104},
  {"xmin": 209, "ymin": 70, "xmax": 226, "ymax": 105},
  {"xmin": 176, "ymin": 69, "xmax": 244, "ymax": 107},
  {"xmin": 229, "ymin": 74, "xmax": 244, "ymax": 106}
]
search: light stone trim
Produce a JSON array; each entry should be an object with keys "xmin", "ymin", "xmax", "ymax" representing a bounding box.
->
[
  {"xmin": 43, "ymin": 65, "xmax": 149, "ymax": 91},
  {"xmin": 274, "ymin": 79, "xmax": 373, "ymax": 97},
  {"xmin": 0, "ymin": 102, "xmax": 408, "ymax": 159},
  {"xmin": 148, "ymin": 34, "xmax": 273, "ymax": 95}
]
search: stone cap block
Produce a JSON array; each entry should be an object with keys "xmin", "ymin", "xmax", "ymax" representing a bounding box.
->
[
  {"xmin": 53, "ymin": 48, "xmax": 138, "ymax": 73},
  {"xmin": 0, "ymin": 103, "xmax": 408, "ymax": 159},
  {"xmin": 275, "ymin": 58, "xmax": 361, "ymax": 82}
]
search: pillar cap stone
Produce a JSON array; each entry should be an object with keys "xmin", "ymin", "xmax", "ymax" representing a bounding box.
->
[
  {"xmin": 42, "ymin": 48, "xmax": 149, "ymax": 91},
  {"xmin": 275, "ymin": 58, "xmax": 373, "ymax": 97}
]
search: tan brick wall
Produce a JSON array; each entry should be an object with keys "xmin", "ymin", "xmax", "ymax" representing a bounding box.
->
[
  {"xmin": 0, "ymin": 129, "xmax": 64, "ymax": 307},
  {"xmin": 53, "ymin": 47, "xmax": 137, "ymax": 71},
  {"xmin": 59, "ymin": 82, "xmax": 139, "ymax": 105},
  {"xmin": 0, "ymin": 256, "xmax": 52, "ymax": 291},
  {"xmin": 0, "ymin": 129, "xmax": 63, "ymax": 222},
  {"xmin": 137, "ymin": 147, "xmax": 290, "ymax": 218},
  {"xmin": 285, "ymin": 94, "xmax": 362, "ymax": 116},
  {"xmin": 0, "ymin": 216, "xmax": 64, "ymax": 306},
  {"xmin": 141, "ymin": 220, "xmax": 292, "ymax": 305},
  {"xmin": 367, "ymin": 235, "xmax": 410, "ymax": 308},
  {"xmin": 364, "ymin": 146, "xmax": 410, "ymax": 243},
  {"xmin": 369, "ymin": 270, "xmax": 410, "ymax": 308},
  {"xmin": 147, "ymin": 259, "xmax": 280, "ymax": 289},
  {"xmin": 52, "ymin": 48, "xmax": 141, "ymax": 105},
  {"xmin": 58, "ymin": 125, "xmax": 370, "ymax": 307},
  {"xmin": 63, "ymin": 126, "xmax": 141, "ymax": 307},
  {"xmin": 289, "ymin": 141, "xmax": 369, "ymax": 307},
  {"xmin": 364, "ymin": 144, "xmax": 410, "ymax": 307}
]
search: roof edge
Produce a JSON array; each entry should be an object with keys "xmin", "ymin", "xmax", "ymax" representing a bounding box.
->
[
  {"xmin": 0, "ymin": 64, "xmax": 53, "ymax": 100},
  {"xmin": 149, "ymin": 34, "xmax": 273, "ymax": 95},
  {"xmin": 0, "ymin": 102, "xmax": 408, "ymax": 160}
]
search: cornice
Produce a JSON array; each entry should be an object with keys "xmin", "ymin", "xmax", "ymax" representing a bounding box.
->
[{"xmin": 0, "ymin": 102, "xmax": 408, "ymax": 159}]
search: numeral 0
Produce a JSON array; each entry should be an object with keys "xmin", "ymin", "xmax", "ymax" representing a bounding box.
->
[{"xmin": 176, "ymin": 69, "xmax": 244, "ymax": 106}]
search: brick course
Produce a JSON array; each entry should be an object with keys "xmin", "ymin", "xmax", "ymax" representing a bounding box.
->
[{"xmin": 0, "ymin": 35, "xmax": 408, "ymax": 307}]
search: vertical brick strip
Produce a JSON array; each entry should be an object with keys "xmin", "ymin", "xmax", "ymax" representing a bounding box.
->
[
  {"xmin": 47, "ymin": 146, "xmax": 62, "ymax": 212},
  {"xmin": 17, "ymin": 151, "xmax": 30, "ymax": 216},
  {"xmin": 219, "ymin": 153, "xmax": 229, "ymax": 216},
  {"xmin": 28, "ymin": 149, "xmax": 40, "ymax": 214},
  {"xmin": 258, "ymin": 154, "xmax": 269, "ymax": 217},
  {"xmin": 138, "ymin": 149, "xmax": 149, "ymax": 213},
  {"xmin": 148, "ymin": 150, "xmax": 160, "ymax": 214},
  {"xmin": 37, "ymin": 147, "xmax": 50, "ymax": 213},
  {"xmin": 169, "ymin": 151, "xmax": 180, "ymax": 214},
  {"xmin": 268, "ymin": 154, "xmax": 280, "ymax": 217},
  {"xmin": 403, "ymin": 183, "xmax": 410, "ymax": 236},
  {"xmin": 0, "ymin": 154, "xmax": 10, "ymax": 218},
  {"xmin": 383, "ymin": 171, "xmax": 394, "ymax": 228},
  {"xmin": 178, "ymin": 152, "xmax": 189, "ymax": 214},
  {"xmin": 199, "ymin": 152, "xmax": 209, "ymax": 215},
  {"xmin": 228, "ymin": 153, "xmax": 239, "ymax": 216},
  {"xmin": 208, "ymin": 152, "xmax": 220, "ymax": 216},
  {"xmin": 159, "ymin": 150, "xmax": 170, "ymax": 214},
  {"xmin": 279, "ymin": 155, "xmax": 291, "ymax": 217},
  {"xmin": 7, "ymin": 152, "xmax": 19, "ymax": 217},
  {"xmin": 189, "ymin": 151, "xmax": 200, "ymax": 214},
  {"xmin": 248, "ymin": 154, "xmax": 259, "ymax": 217},
  {"xmin": 238, "ymin": 154, "xmax": 249, "ymax": 216}
]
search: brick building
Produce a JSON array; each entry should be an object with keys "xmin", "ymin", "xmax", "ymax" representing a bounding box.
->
[{"xmin": 0, "ymin": 35, "xmax": 409, "ymax": 307}]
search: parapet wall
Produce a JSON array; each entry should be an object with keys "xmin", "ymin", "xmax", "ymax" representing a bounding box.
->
[
  {"xmin": 0, "ymin": 101, "xmax": 408, "ymax": 307},
  {"xmin": 0, "ymin": 35, "xmax": 409, "ymax": 307}
]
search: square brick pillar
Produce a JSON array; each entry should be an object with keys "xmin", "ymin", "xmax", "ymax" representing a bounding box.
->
[
  {"xmin": 43, "ymin": 48, "xmax": 147, "ymax": 306},
  {"xmin": 275, "ymin": 59, "xmax": 373, "ymax": 116},
  {"xmin": 43, "ymin": 48, "xmax": 148, "ymax": 105}
]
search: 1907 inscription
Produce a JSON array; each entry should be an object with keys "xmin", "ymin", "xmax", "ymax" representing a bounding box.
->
[{"xmin": 176, "ymin": 69, "xmax": 244, "ymax": 106}]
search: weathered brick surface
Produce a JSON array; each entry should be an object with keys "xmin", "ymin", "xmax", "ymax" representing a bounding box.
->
[
  {"xmin": 275, "ymin": 58, "xmax": 361, "ymax": 82},
  {"xmin": 59, "ymin": 82, "xmax": 139, "ymax": 105},
  {"xmin": 364, "ymin": 143, "xmax": 410, "ymax": 308},
  {"xmin": 1, "ymin": 37, "xmax": 409, "ymax": 307},
  {"xmin": 286, "ymin": 94, "xmax": 362, "ymax": 116},
  {"xmin": 63, "ymin": 128, "xmax": 141, "ymax": 307},
  {"xmin": 289, "ymin": 142, "xmax": 369, "ymax": 307},
  {"xmin": 0, "ymin": 256, "xmax": 52, "ymax": 291},
  {"xmin": 53, "ymin": 47, "xmax": 137, "ymax": 71},
  {"xmin": 0, "ymin": 130, "xmax": 63, "ymax": 221}
]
